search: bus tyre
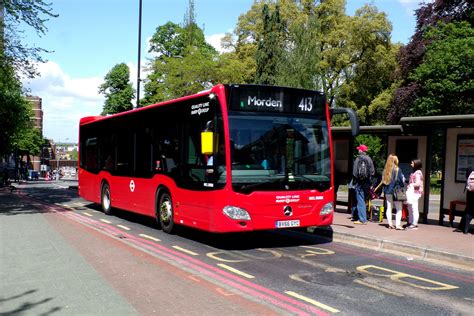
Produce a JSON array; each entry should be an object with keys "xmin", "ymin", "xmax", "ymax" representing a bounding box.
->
[
  {"xmin": 101, "ymin": 183, "xmax": 113, "ymax": 215},
  {"xmin": 159, "ymin": 192, "xmax": 174, "ymax": 234}
]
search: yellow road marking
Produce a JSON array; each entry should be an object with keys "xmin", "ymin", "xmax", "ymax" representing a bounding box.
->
[
  {"xmin": 82, "ymin": 212, "xmax": 93, "ymax": 217},
  {"xmin": 139, "ymin": 234, "xmax": 161, "ymax": 242},
  {"xmin": 285, "ymin": 291, "xmax": 340, "ymax": 313},
  {"xmin": 357, "ymin": 265, "xmax": 458, "ymax": 291},
  {"xmin": 354, "ymin": 279, "xmax": 405, "ymax": 297},
  {"xmin": 217, "ymin": 264, "xmax": 255, "ymax": 279},
  {"xmin": 172, "ymin": 245, "xmax": 198, "ymax": 256},
  {"xmin": 100, "ymin": 219, "xmax": 112, "ymax": 224},
  {"xmin": 117, "ymin": 225, "xmax": 131, "ymax": 231}
]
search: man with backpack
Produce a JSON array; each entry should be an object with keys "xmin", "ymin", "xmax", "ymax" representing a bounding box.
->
[{"xmin": 352, "ymin": 144, "xmax": 375, "ymax": 224}]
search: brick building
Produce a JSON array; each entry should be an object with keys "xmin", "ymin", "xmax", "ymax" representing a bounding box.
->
[{"xmin": 26, "ymin": 96, "xmax": 44, "ymax": 172}]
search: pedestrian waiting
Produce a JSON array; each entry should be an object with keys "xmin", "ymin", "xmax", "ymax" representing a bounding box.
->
[
  {"xmin": 406, "ymin": 159, "xmax": 424, "ymax": 230},
  {"xmin": 351, "ymin": 144, "xmax": 375, "ymax": 225},
  {"xmin": 377, "ymin": 154, "xmax": 406, "ymax": 230}
]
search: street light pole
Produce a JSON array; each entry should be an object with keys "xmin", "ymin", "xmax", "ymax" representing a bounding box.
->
[{"xmin": 136, "ymin": 0, "xmax": 143, "ymax": 108}]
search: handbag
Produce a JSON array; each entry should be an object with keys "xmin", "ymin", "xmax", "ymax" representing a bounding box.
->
[{"xmin": 393, "ymin": 168, "xmax": 407, "ymax": 202}]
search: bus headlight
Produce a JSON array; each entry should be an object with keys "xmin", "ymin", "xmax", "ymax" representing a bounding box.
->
[
  {"xmin": 320, "ymin": 202, "xmax": 334, "ymax": 216},
  {"xmin": 223, "ymin": 206, "xmax": 251, "ymax": 220}
]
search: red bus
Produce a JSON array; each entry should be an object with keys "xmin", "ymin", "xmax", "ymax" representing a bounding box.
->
[{"xmin": 79, "ymin": 84, "xmax": 358, "ymax": 233}]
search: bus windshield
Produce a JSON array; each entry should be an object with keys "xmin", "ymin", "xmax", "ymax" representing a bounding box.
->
[{"xmin": 228, "ymin": 112, "xmax": 330, "ymax": 194}]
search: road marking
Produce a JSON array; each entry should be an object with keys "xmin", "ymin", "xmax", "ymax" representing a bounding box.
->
[
  {"xmin": 73, "ymin": 202, "xmax": 88, "ymax": 207},
  {"xmin": 299, "ymin": 246, "xmax": 335, "ymax": 258},
  {"xmin": 357, "ymin": 265, "xmax": 458, "ymax": 291},
  {"xmin": 354, "ymin": 279, "xmax": 405, "ymax": 297},
  {"xmin": 217, "ymin": 264, "xmax": 255, "ymax": 279},
  {"xmin": 82, "ymin": 212, "xmax": 93, "ymax": 217},
  {"xmin": 100, "ymin": 219, "xmax": 112, "ymax": 224},
  {"xmin": 206, "ymin": 251, "xmax": 247, "ymax": 263},
  {"xmin": 285, "ymin": 291, "xmax": 340, "ymax": 313},
  {"xmin": 117, "ymin": 225, "xmax": 131, "ymax": 231},
  {"xmin": 172, "ymin": 246, "xmax": 198, "ymax": 256},
  {"xmin": 139, "ymin": 234, "xmax": 161, "ymax": 242}
]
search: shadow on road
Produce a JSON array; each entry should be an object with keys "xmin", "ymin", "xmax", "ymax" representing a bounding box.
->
[{"xmin": 0, "ymin": 289, "xmax": 61, "ymax": 316}]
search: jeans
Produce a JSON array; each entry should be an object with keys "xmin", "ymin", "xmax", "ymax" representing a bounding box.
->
[{"xmin": 355, "ymin": 182, "xmax": 370, "ymax": 223}]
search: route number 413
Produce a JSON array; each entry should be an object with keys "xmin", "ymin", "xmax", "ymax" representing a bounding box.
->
[{"xmin": 298, "ymin": 98, "xmax": 313, "ymax": 112}]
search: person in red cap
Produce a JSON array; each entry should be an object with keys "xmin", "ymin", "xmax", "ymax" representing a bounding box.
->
[{"xmin": 351, "ymin": 144, "xmax": 375, "ymax": 224}]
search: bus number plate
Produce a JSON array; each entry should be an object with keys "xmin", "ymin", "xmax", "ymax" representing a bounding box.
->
[{"xmin": 276, "ymin": 220, "xmax": 300, "ymax": 228}]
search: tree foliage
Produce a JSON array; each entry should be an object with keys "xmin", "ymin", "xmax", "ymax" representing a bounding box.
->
[
  {"xmin": 0, "ymin": 63, "xmax": 32, "ymax": 156},
  {"xmin": 255, "ymin": 4, "xmax": 285, "ymax": 85},
  {"xmin": 409, "ymin": 21, "xmax": 473, "ymax": 116},
  {"xmin": 1, "ymin": 0, "xmax": 56, "ymax": 158},
  {"xmin": 98, "ymin": 63, "xmax": 135, "ymax": 115},
  {"xmin": 1, "ymin": 0, "xmax": 58, "ymax": 78},
  {"xmin": 390, "ymin": 0, "xmax": 472, "ymax": 123},
  {"xmin": 227, "ymin": 1, "xmax": 394, "ymax": 110},
  {"xmin": 142, "ymin": 0, "xmax": 218, "ymax": 104}
]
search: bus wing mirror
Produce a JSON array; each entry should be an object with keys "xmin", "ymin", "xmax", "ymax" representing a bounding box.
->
[
  {"xmin": 201, "ymin": 131, "xmax": 214, "ymax": 155},
  {"xmin": 330, "ymin": 107, "xmax": 360, "ymax": 136}
]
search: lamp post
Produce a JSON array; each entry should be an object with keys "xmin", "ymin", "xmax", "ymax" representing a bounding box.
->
[{"xmin": 136, "ymin": 0, "xmax": 143, "ymax": 108}]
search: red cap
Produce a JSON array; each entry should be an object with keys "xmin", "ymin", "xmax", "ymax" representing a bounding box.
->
[{"xmin": 357, "ymin": 144, "xmax": 368, "ymax": 152}]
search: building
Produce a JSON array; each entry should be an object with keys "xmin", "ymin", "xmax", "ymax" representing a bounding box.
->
[{"xmin": 26, "ymin": 96, "xmax": 44, "ymax": 172}]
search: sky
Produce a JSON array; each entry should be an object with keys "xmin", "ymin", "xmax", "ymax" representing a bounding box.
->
[{"xmin": 20, "ymin": 0, "xmax": 423, "ymax": 144}]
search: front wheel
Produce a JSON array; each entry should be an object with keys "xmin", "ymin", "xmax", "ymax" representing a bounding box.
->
[
  {"xmin": 158, "ymin": 192, "xmax": 174, "ymax": 234},
  {"xmin": 101, "ymin": 183, "xmax": 113, "ymax": 215}
]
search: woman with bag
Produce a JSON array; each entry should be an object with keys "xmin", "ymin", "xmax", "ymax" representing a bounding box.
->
[
  {"xmin": 378, "ymin": 154, "xmax": 406, "ymax": 230},
  {"xmin": 406, "ymin": 159, "xmax": 424, "ymax": 230}
]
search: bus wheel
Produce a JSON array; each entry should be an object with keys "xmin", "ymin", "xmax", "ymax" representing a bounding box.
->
[
  {"xmin": 159, "ymin": 192, "xmax": 174, "ymax": 233},
  {"xmin": 101, "ymin": 183, "xmax": 113, "ymax": 215}
]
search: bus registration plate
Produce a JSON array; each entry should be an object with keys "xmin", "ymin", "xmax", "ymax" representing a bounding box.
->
[{"xmin": 276, "ymin": 220, "xmax": 300, "ymax": 228}]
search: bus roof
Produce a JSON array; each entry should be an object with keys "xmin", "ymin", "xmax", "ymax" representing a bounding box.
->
[{"xmin": 79, "ymin": 84, "xmax": 224, "ymax": 126}]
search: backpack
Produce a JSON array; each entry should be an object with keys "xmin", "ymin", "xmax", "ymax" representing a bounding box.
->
[
  {"xmin": 467, "ymin": 171, "xmax": 474, "ymax": 192},
  {"xmin": 356, "ymin": 157, "xmax": 369, "ymax": 180}
]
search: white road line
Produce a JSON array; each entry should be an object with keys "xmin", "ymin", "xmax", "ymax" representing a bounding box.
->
[
  {"xmin": 172, "ymin": 245, "xmax": 199, "ymax": 256},
  {"xmin": 139, "ymin": 234, "xmax": 161, "ymax": 242},
  {"xmin": 82, "ymin": 212, "xmax": 93, "ymax": 217},
  {"xmin": 100, "ymin": 219, "xmax": 112, "ymax": 224},
  {"xmin": 117, "ymin": 225, "xmax": 131, "ymax": 231},
  {"xmin": 217, "ymin": 264, "xmax": 255, "ymax": 279},
  {"xmin": 285, "ymin": 291, "xmax": 340, "ymax": 313}
]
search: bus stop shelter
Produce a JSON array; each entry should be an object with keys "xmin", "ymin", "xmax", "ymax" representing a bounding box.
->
[{"xmin": 332, "ymin": 114, "xmax": 474, "ymax": 226}]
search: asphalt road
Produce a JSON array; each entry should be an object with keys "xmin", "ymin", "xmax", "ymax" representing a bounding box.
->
[{"xmin": 3, "ymin": 180, "xmax": 473, "ymax": 315}]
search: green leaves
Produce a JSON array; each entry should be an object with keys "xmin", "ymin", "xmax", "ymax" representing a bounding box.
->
[
  {"xmin": 98, "ymin": 63, "xmax": 135, "ymax": 115},
  {"xmin": 409, "ymin": 21, "xmax": 473, "ymax": 116}
]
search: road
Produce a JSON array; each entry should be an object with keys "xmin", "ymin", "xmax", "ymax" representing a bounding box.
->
[{"xmin": 1, "ymin": 180, "xmax": 473, "ymax": 315}]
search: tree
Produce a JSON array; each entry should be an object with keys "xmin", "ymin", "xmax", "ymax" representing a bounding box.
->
[
  {"xmin": 11, "ymin": 126, "xmax": 43, "ymax": 162},
  {"xmin": 0, "ymin": 0, "xmax": 56, "ymax": 158},
  {"xmin": 1, "ymin": 0, "xmax": 58, "ymax": 78},
  {"xmin": 227, "ymin": 0, "xmax": 394, "ymax": 113},
  {"xmin": 0, "ymin": 64, "xmax": 32, "ymax": 157},
  {"xmin": 98, "ymin": 63, "xmax": 135, "ymax": 115},
  {"xmin": 409, "ymin": 21, "xmax": 473, "ymax": 116},
  {"xmin": 255, "ymin": 4, "xmax": 285, "ymax": 85},
  {"xmin": 390, "ymin": 0, "xmax": 471, "ymax": 123},
  {"xmin": 143, "ymin": 0, "xmax": 218, "ymax": 104}
]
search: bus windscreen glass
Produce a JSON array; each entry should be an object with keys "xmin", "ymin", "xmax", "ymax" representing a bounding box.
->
[{"xmin": 228, "ymin": 112, "xmax": 330, "ymax": 194}]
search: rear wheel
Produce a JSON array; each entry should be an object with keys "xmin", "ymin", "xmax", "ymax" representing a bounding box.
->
[
  {"xmin": 101, "ymin": 183, "xmax": 113, "ymax": 215},
  {"xmin": 158, "ymin": 192, "xmax": 174, "ymax": 233}
]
